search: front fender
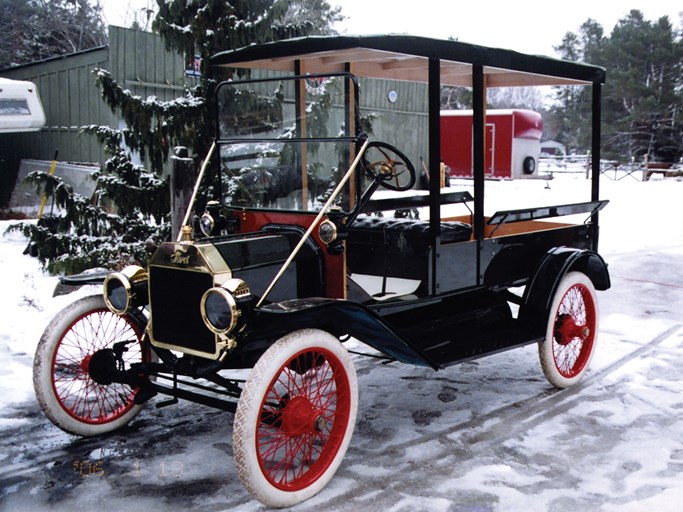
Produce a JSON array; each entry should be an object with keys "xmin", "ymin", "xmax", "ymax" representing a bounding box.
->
[
  {"xmin": 520, "ymin": 247, "xmax": 610, "ymax": 333},
  {"xmin": 53, "ymin": 267, "xmax": 110, "ymax": 297},
  {"xmin": 244, "ymin": 298, "xmax": 439, "ymax": 369}
]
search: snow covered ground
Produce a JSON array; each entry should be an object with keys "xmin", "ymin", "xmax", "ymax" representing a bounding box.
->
[{"xmin": 1, "ymin": 172, "xmax": 682, "ymax": 511}]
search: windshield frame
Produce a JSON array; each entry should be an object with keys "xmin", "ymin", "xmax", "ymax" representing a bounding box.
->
[{"xmin": 214, "ymin": 72, "xmax": 363, "ymax": 215}]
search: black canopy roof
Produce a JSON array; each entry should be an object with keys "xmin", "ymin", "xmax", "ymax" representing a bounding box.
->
[{"xmin": 212, "ymin": 34, "xmax": 606, "ymax": 87}]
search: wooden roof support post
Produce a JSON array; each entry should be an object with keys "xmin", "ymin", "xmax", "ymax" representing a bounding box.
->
[
  {"xmin": 345, "ymin": 62, "xmax": 357, "ymax": 211},
  {"xmin": 294, "ymin": 60, "xmax": 309, "ymax": 207}
]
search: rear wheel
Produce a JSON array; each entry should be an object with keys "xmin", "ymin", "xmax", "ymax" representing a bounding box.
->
[
  {"xmin": 33, "ymin": 295, "xmax": 150, "ymax": 436},
  {"xmin": 233, "ymin": 329, "xmax": 358, "ymax": 508},
  {"xmin": 539, "ymin": 272, "xmax": 598, "ymax": 388}
]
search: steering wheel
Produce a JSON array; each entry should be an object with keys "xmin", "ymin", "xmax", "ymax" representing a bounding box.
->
[{"xmin": 361, "ymin": 141, "xmax": 416, "ymax": 192}]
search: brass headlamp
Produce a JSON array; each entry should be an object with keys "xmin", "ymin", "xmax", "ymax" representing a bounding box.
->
[
  {"xmin": 103, "ymin": 265, "xmax": 149, "ymax": 315},
  {"xmin": 200, "ymin": 278, "xmax": 251, "ymax": 340}
]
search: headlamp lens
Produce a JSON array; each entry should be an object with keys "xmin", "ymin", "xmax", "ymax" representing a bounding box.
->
[
  {"xmin": 105, "ymin": 278, "xmax": 128, "ymax": 312},
  {"xmin": 204, "ymin": 290, "xmax": 234, "ymax": 331},
  {"xmin": 199, "ymin": 212, "xmax": 215, "ymax": 237},
  {"xmin": 102, "ymin": 265, "xmax": 148, "ymax": 315}
]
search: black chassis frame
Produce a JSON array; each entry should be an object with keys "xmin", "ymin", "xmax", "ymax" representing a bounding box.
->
[{"xmin": 72, "ymin": 35, "xmax": 610, "ymax": 410}]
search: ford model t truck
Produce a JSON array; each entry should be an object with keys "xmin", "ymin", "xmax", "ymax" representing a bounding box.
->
[{"xmin": 33, "ymin": 35, "xmax": 608, "ymax": 507}]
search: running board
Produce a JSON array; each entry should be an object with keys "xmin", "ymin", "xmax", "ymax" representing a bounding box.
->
[{"xmin": 420, "ymin": 328, "xmax": 543, "ymax": 367}]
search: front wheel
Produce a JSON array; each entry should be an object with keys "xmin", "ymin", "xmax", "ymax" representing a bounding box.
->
[
  {"xmin": 33, "ymin": 295, "xmax": 151, "ymax": 436},
  {"xmin": 233, "ymin": 329, "xmax": 358, "ymax": 508},
  {"xmin": 539, "ymin": 272, "xmax": 598, "ymax": 388}
]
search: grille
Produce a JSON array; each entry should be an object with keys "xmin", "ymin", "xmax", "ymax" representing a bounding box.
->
[{"xmin": 149, "ymin": 266, "xmax": 216, "ymax": 356}]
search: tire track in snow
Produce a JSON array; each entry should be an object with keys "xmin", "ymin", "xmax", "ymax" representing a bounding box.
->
[
  {"xmin": 309, "ymin": 323, "xmax": 682, "ymax": 509},
  {"xmin": 0, "ymin": 402, "xmax": 224, "ymax": 482},
  {"xmin": 610, "ymin": 274, "xmax": 683, "ymax": 289},
  {"xmin": 2, "ymin": 325, "xmax": 680, "ymax": 507},
  {"xmin": 0, "ymin": 350, "xmax": 381, "ymax": 484},
  {"xmin": 0, "ymin": 355, "xmax": 377, "ymax": 486},
  {"xmin": 458, "ymin": 323, "xmax": 682, "ymax": 449},
  {"xmin": 385, "ymin": 323, "xmax": 680, "ymax": 452}
]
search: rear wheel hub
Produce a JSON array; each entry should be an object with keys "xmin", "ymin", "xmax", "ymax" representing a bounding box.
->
[{"xmin": 556, "ymin": 314, "xmax": 589, "ymax": 345}]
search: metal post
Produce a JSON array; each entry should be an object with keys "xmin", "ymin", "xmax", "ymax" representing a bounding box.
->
[
  {"xmin": 428, "ymin": 58, "xmax": 441, "ymax": 295},
  {"xmin": 472, "ymin": 66, "xmax": 486, "ymax": 241},
  {"xmin": 591, "ymin": 82, "xmax": 602, "ymax": 251},
  {"xmin": 472, "ymin": 65, "xmax": 486, "ymax": 284},
  {"xmin": 591, "ymin": 82, "xmax": 601, "ymax": 201},
  {"xmin": 170, "ymin": 146, "xmax": 195, "ymax": 241}
]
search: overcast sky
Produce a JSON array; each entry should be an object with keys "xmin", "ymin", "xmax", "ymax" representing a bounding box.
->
[{"xmin": 102, "ymin": 0, "xmax": 682, "ymax": 58}]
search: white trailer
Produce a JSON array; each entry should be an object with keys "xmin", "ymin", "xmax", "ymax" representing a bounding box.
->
[{"xmin": 0, "ymin": 77, "xmax": 46, "ymax": 133}]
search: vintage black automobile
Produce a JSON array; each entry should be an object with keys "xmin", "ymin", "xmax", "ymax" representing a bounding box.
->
[{"xmin": 33, "ymin": 35, "xmax": 609, "ymax": 507}]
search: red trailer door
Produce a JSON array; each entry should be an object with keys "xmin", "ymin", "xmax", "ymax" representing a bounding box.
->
[{"xmin": 486, "ymin": 123, "xmax": 495, "ymax": 176}]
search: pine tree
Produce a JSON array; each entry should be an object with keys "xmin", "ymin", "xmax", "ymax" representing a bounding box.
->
[
  {"xmin": 153, "ymin": 0, "xmax": 343, "ymax": 159},
  {"xmin": 548, "ymin": 10, "xmax": 683, "ymax": 162},
  {"xmin": 547, "ymin": 20, "xmax": 605, "ymax": 153},
  {"xmin": 16, "ymin": 0, "xmax": 343, "ymax": 274},
  {"xmin": 601, "ymin": 12, "xmax": 683, "ymax": 162}
]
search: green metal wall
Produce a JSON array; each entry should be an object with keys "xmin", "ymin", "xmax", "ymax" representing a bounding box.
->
[
  {"xmin": 0, "ymin": 26, "xmax": 196, "ymax": 167},
  {"xmin": 1, "ymin": 28, "xmax": 431, "ymax": 168},
  {"xmin": 0, "ymin": 46, "xmax": 110, "ymax": 164},
  {"xmin": 359, "ymin": 77, "xmax": 429, "ymax": 171},
  {"xmin": 0, "ymin": 27, "xmax": 431, "ymax": 208},
  {"xmin": 108, "ymin": 26, "xmax": 196, "ymax": 103}
]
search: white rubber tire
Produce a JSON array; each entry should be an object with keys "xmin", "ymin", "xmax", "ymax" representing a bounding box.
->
[
  {"xmin": 539, "ymin": 271, "xmax": 599, "ymax": 389},
  {"xmin": 233, "ymin": 328, "xmax": 358, "ymax": 508},
  {"xmin": 33, "ymin": 295, "xmax": 150, "ymax": 436}
]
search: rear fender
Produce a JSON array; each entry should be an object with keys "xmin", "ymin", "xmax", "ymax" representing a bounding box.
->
[{"xmin": 520, "ymin": 247, "xmax": 610, "ymax": 333}]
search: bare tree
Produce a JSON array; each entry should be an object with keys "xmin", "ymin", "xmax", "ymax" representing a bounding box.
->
[
  {"xmin": 280, "ymin": 0, "xmax": 344, "ymax": 35},
  {"xmin": 487, "ymin": 87, "xmax": 547, "ymax": 112},
  {"xmin": 123, "ymin": 0, "xmax": 158, "ymax": 32},
  {"xmin": 0, "ymin": 0, "xmax": 107, "ymax": 69}
]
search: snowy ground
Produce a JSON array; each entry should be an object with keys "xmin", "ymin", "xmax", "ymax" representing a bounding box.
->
[{"xmin": 1, "ymin": 172, "xmax": 682, "ymax": 511}]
